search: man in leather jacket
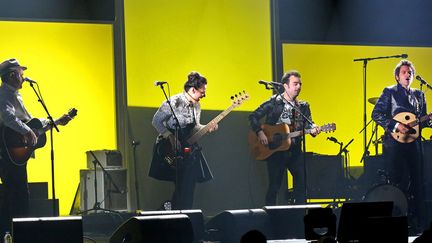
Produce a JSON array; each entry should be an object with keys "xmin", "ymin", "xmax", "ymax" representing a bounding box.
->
[
  {"xmin": 249, "ymin": 70, "xmax": 320, "ymax": 205},
  {"xmin": 372, "ymin": 59, "xmax": 432, "ymax": 233}
]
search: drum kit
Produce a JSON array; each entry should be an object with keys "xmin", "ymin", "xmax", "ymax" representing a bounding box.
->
[{"xmin": 343, "ymin": 97, "xmax": 408, "ymax": 217}]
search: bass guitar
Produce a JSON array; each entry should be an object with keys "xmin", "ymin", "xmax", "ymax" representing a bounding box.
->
[
  {"xmin": 1, "ymin": 108, "xmax": 77, "ymax": 166},
  {"xmin": 248, "ymin": 123, "xmax": 336, "ymax": 160},
  {"xmin": 391, "ymin": 111, "xmax": 432, "ymax": 143},
  {"xmin": 156, "ymin": 92, "xmax": 249, "ymax": 167}
]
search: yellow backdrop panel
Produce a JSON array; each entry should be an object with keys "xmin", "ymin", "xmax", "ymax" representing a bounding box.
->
[
  {"xmin": 124, "ymin": 0, "xmax": 272, "ymax": 111},
  {"xmin": 0, "ymin": 21, "xmax": 116, "ymax": 215},
  {"xmin": 283, "ymin": 43, "xmax": 432, "ymax": 170}
]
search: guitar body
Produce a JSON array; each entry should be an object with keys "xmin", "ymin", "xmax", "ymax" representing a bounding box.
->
[
  {"xmin": 1, "ymin": 108, "xmax": 77, "ymax": 166},
  {"xmin": 154, "ymin": 136, "xmax": 187, "ymax": 168},
  {"xmin": 1, "ymin": 119, "xmax": 47, "ymax": 166},
  {"xmin": 391, "ymin": 112, "xmax": 420, "ymax": 143},
  {"xmin": 248, "ymin": 124, "xmax": 292, "ymax": 161},
  {"xmin": 249, "ymin": 123, "xmax": 336, "ymax": 160}
]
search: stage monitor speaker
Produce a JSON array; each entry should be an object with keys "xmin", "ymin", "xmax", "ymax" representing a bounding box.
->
[
  {"xmin": 109, "ymin": 214, "xmax": 194, "ymax": 243},
  {"xmin": 138, "ymin": 210, "xmax": 204, "ymax": 243},
  {"xmin": 337, "ymin": 201, "xmax": 393, "ymax": 243},
  {"xmin": 80, "ymin": 168, "xmax": 128, "ymax": 211},
  {"xmin": 12, "ymin": 216, "xmax": 83, "ymax": 243},
  {"xmin": 205, "ymin": 209, "xmax": 270, "ymax": 243},
  {"xmin": 305, "ymin": 153, "xmax": 345, "ymax": 198},
  {"xmin": 264, "ymin": 204, "xmax": 321, "ymax": 240},
  {"xmin": 361, "ymin": 216, "xmax": 408, "ymax": 243}
]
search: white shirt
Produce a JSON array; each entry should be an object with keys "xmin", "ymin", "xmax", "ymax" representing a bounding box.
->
[{"xmin": 0, "ymin": 82, "xmax": 33, "ymax": 135}]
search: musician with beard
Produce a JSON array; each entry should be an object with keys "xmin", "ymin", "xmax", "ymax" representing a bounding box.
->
[{"xmin": 249, "ymin": 70, "xmax": 320, "ymax": 206}]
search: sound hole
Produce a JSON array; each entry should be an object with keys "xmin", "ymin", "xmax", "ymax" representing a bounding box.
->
[
  {"xmin": 269, "ymin": 133, "xmax": 283, "ymax": 149},
  {"xmin": 404, "ymin": 115, "xmax": 410, "ymax": 120}
]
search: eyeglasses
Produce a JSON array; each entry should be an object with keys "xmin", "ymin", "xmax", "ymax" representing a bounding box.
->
[{"xmin": 196, "ymin": 88, "xmax": 206, "ymax": 96}]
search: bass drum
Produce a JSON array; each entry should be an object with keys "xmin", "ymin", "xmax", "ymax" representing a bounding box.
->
[{"xmin": 362, "ymin": 184, "xmax": 408, "ymax": 217}]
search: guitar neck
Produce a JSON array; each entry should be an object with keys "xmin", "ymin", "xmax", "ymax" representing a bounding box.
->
[
  {"xmin": 285, "ymin": 128, "xmax": 313, "ymax": 139},
  {"xmin": 187, "ymin": 104, "xmax": 235, "ymax": 144},
  {"xmin": 37, "ymin": 119, "xmax": 61, "ymax": 136},
  {"xmin": 407, "ymin": 113, "xmax": 432, "ymax": 128}
]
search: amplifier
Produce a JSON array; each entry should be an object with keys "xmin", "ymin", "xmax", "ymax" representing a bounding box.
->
[
  {"xmin": 80, "ymin": 168, "xmax": 128, "ymax": 211},
  {"xmin": 86, "ymin": 150, "xmax": 122, "ymax": 169}
]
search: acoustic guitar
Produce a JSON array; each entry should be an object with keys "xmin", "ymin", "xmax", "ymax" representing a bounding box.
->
[
  {"xmin": 248, "ymin": 123, "xmax": 336, "ymax": 160},
  {"xmin": 391, "ymin": 111, "xmax": 432, "ymax": 143},
  {"xmin": 1, "ymin": 108, "xmax": 77, "ymax": 166}
]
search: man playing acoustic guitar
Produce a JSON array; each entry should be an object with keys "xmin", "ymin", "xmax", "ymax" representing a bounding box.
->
[
  {"xmin": 249, "ymin": 70, "xmax": 320, "ymax": 206},
  {"xmin": 372, "ymin": 59, "xmax": 432, "ymax": 233},
  {"xmin": 0, "ymin": 58, "xmax": 71, "ymax": 234}
]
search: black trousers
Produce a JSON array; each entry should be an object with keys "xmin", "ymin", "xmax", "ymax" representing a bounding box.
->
[
  {"xmin": 384, "ymin": 141, "xmax": 425, "ymax": 229},
  {"xmin": 265, "ymin": 146, "xmax": 305, "ymax": 206},
  {"xmin": 0, "ymin": 158, "xmax": 30, "ymax": 233},
  {"xmin": 171, "ymin": 158, "xmax": 197, "ymax": 210}
]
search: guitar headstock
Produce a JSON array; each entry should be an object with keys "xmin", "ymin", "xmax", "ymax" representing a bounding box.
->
[
  {"xmin": 231, "ymin": 90, "xmax": 249, "ymax": 108},
  {"xmin": 321, "ymin": 123, "xmax": 336, "ymax": 133}
]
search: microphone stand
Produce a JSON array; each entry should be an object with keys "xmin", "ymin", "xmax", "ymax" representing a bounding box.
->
[
  {"xmin": 276, "ymin": 88, "xmax": 315, "ymax": 205},
  {"xmin": 77, "ymin": 151, "xmax": 122, "ymax": 215},
  {"xmin": 156, "ymin": 83, "xmax": 182, "ymax": 209},
  {"xmin": 29, "ymin": 81, "xmax": 59, "ymax": 216},
  {"xmin": 132, "ymin": 140, "xmax": 140, "ymax": 209},
  {"xmin": 416, "ymin": 77, "xmax": 432, "ymax": 229},
  {"xmin": 354, "ymin": 54, "xmax": 407, "ymax": 166}
]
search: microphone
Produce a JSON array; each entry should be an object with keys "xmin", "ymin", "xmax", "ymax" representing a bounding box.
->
[
  {"xmin": 154, "ymin": 81, "xmax": 167, "ymax": 86},
  {"xmin": 327, "ymin": 136, "xmax": 339, "ymax": 144},
  {"xmin": 416, "ymin": 75, "xmax": 432, "ymax": 89},
  {"xmin": 396, "ymin": 54, "xmax": 408, "ymax": 58},
  {"xmin": 258, "ymin": 80, "xmax": 283, "ymax": 86},
  {"xmin": 24, "ymin": 77, "xmax": 37, "ymax": 83},
  {"xmin": 132, "ymin": 140, "xmax": 140, "ymax": 146}
]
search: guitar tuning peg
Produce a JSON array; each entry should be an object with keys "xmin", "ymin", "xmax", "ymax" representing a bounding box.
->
[{"xmin": 231, "ymin": 96, "xmax": 234, "ymax": 100}]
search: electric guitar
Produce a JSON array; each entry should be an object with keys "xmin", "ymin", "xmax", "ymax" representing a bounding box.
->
[
  {"xmin": 248, "ymin": 123, "xmax": 336, "ymax": 160},
  {"xmin": 155, "ymin": 92, "xmax": 249, "ymax": 167},
  {"xmin": 391, "ymin": 111, "xmax": 432, "ymax": 143},
  {"xmin": 1, "ymin": 108, "xmax": 77, "ymax": 166}
]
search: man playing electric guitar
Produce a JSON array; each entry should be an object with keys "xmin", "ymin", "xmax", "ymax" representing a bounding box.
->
[
  {"xmin": 0, "ymin": 59, "xmax": 72, "ymax": 234},
  {"xmin": 249, "ymin": 70, "xmax": 320, "ymax": 206},
  {"xmin": 372, "ymin": 59, "xmax": 432, "ymax": 234}
]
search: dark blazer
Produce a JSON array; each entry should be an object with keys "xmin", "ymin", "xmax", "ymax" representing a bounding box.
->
[{"xmin": 372, "ymin": 83, "xmax": 431, "ymax": 145}]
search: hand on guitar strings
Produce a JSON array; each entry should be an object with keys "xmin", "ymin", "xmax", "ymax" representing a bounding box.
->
[
  {"xmin": 23, "ymin": 130, "xmax": 38, "ymax": 146},
  {"xmin": 207, "ymin": 121, "xmax": 218, "ymax": 133},
  {"xmin": 310, "ymin": 125, "xmax": 321, "ymax": 136},
  {"xmin": 396, "ymin": 123, "xmax": 415, "ymax": 134},
  {"xmin": 257, "ymin": 130, "xmax": 268, "ymax": 145}
]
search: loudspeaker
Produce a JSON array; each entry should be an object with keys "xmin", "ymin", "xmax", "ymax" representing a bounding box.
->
[
  {"xmin": 362, "ymin": 216, "xmax": 408, "ymax": 243},
  {"xmin": 264, "ymin": 204, "xmax": 321, "ymax": 240},
  {"xmin": 305, "ymin": 153, "xmax": 345, "ymax": 198},
  {"xmin": 109, "ymin": 214, "xmax": 194, "ymax": 243},
  {"xmin": 205, "ymin": 209, "xmax": 270, "ymax": 243},
  {"xmin": 80, "ymin": 168, "xmax": 128, "ymax": 211},
  {"xmin": 337, "ymin": 201, "xmax": 393, "ymax": 243},
  {"xmin": 12, "ymin": 216, "xmax": 83, "ymax": 243},
  {"xmin": 138, "ymin": 210, "xmax": 204, "ymax": 243}
]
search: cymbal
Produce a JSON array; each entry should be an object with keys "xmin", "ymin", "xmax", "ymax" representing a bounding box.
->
[{"xmin": 368, "ymin": 97, "xmax": 379, "ymax": 105}]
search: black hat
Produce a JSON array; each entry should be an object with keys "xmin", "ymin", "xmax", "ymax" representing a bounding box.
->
[{"xmin": 0, "ymin": 58, "xmax": 27, "ymax": 76}]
